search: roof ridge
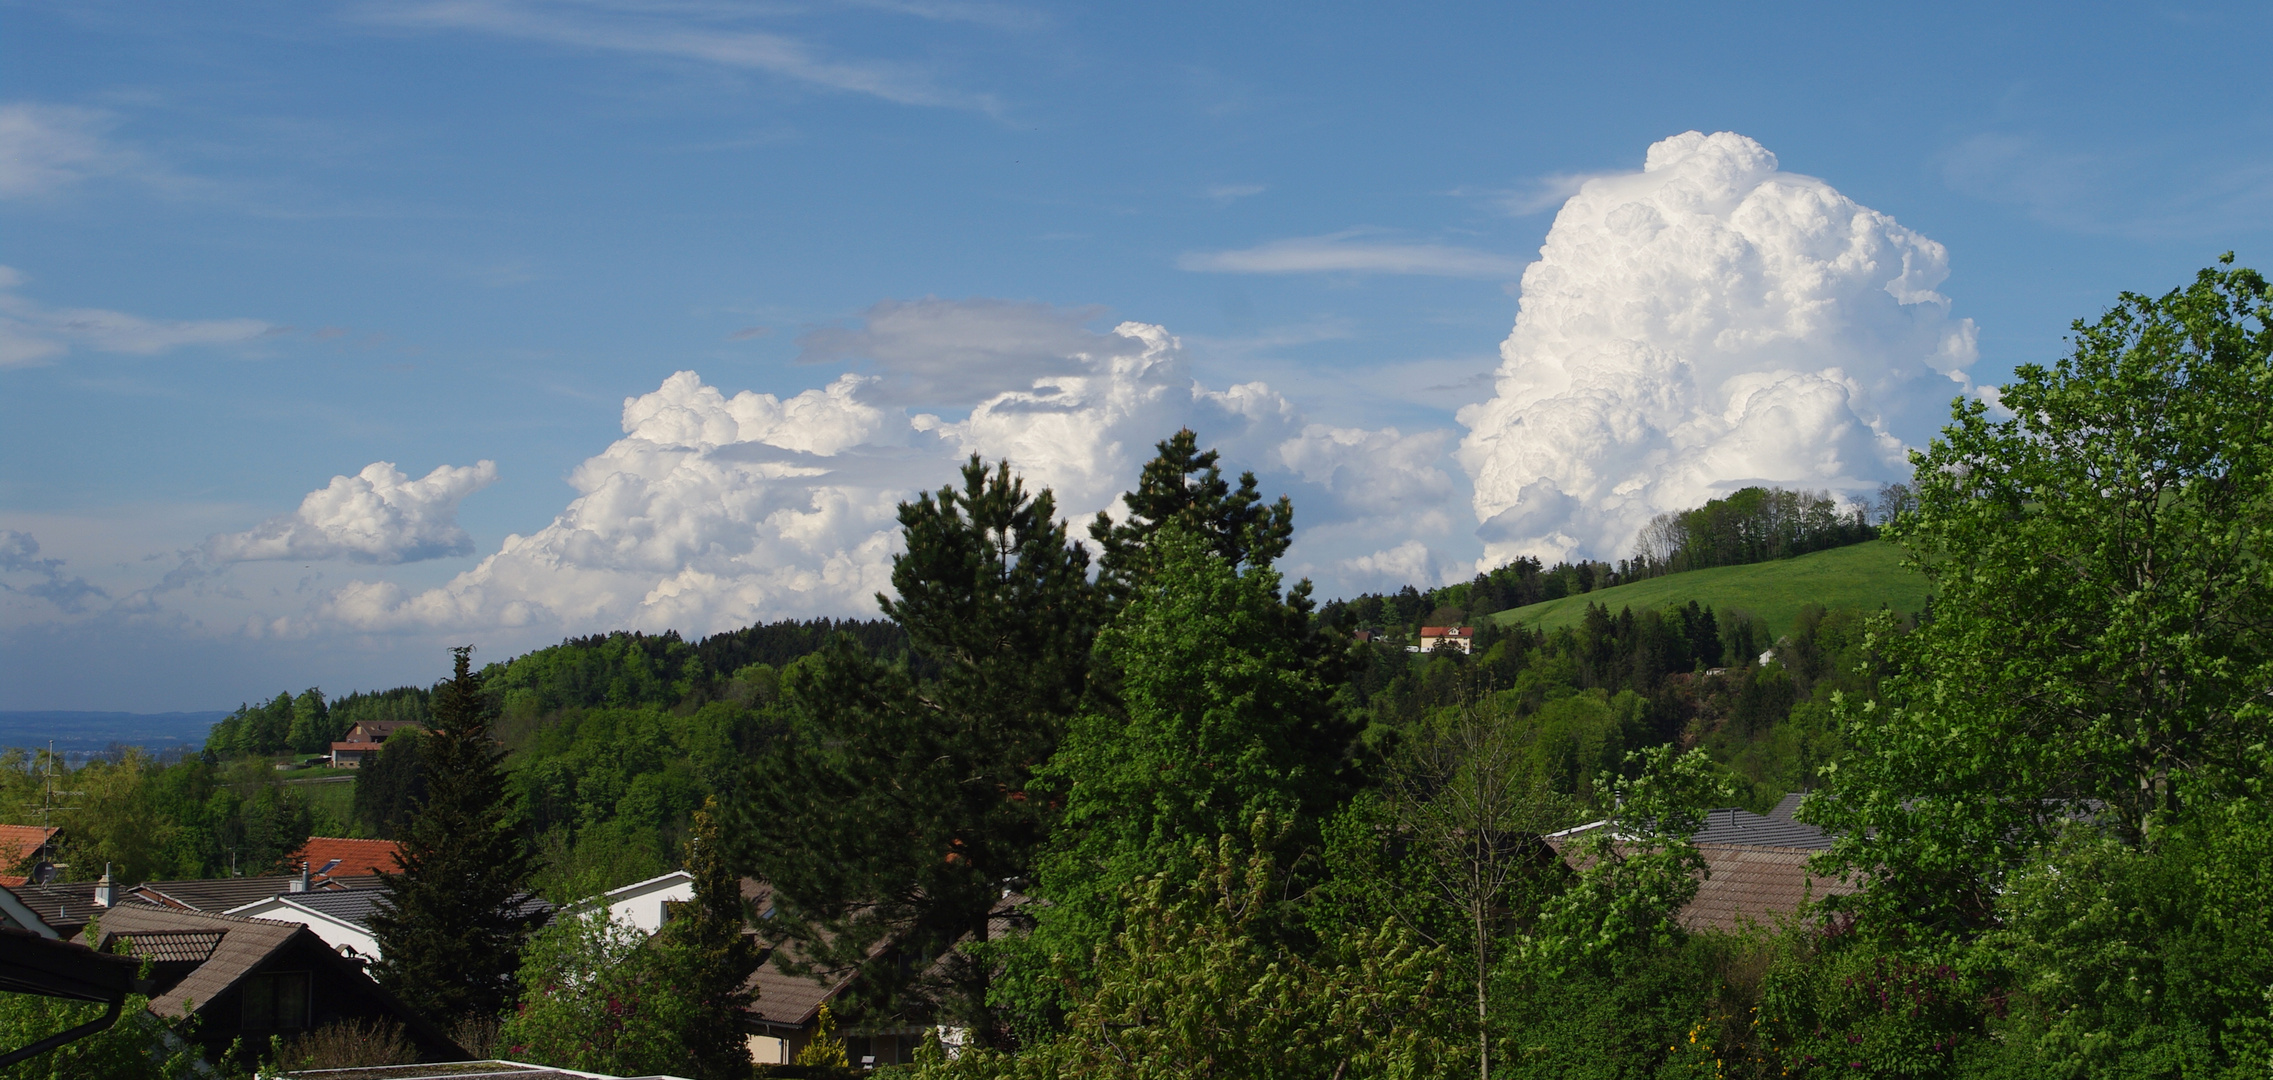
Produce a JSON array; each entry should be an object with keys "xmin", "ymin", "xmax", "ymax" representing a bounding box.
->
[{"xmin": 101, "ymin": 903, "xmax": 307, "ymax": 929}]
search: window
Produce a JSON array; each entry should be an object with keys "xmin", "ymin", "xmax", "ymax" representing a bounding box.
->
[{"xmin": 241, "ymin": 972, "xmax": 311, "ymax": 1031}]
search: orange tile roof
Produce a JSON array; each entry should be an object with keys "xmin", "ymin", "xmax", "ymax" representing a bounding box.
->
[
  {"xmin": 0, "ymin": 825, "xmax": 58, "ymax": 886},
  {"xmin": 287, "ymin": 837, "xmax": 402, "ymax": 878}
]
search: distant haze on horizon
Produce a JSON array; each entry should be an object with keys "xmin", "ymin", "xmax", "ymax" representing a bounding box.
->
[{"xmin": 5, "ymin": 2, "xmax": 2270, "ymax": 710}]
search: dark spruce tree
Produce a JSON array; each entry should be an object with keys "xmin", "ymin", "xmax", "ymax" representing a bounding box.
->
[
  {"xmin": 369, "ymin": 646, "xmax": 538, "ymax": 1026},
  {"xmin": 666, "ymin": 796, "xmax": 761, "ymax": 1080},
  {"xmin": 737, "ymin": 455, "xmax": 1100, "ymax": 1046}
]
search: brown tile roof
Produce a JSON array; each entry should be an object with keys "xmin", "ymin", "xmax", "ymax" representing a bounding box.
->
[
  {"xmin": 737, "ymin": 880, "xmax": 869, "ymax": 1030},
  {"xmin": 1678, "ymin": 843, "xmax": 1859, "ymax": 934},
  {"xmin": 110, "ymin": 928, "xmax": 225, "ymax": 963},
  {"xmin": 281, "ymin": 1062, "xmax": 690, "ymax": 1079},
  {"xmin": 80, "ymin": 903, "xmax": 309, "ymax": 1018},
  {"xmin": 289, "ymin": 838, "xmax": 403, "ymax": 878}
]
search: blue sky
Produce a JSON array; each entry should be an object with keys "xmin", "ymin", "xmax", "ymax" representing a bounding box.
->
[{"xmin": 4, "ymin": 0, "xmax": 2269, "ymax": 711}]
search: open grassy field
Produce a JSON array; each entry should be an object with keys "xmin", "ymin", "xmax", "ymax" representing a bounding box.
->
[{"xmin": 1489, "ymin": 540, "xmax": 1931, "ymax": 638}]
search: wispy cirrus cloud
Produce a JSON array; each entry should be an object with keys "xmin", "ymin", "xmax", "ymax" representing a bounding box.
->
[
  {"xmin": 361, "ymin": 0, "xmax": 1001, "ymax": 111},
  {"xmin": 1178, "ymin": 229, "xmax": 1527, "ymax": 278},
  {"xmin": 0, "ymin": 267, "xmax": 276, "ymax": 369},
  {"xmin": 1942, "ymin": 131, "xmax": 2273, "ymax": 240},
  {"xmin": 0, "ymin": 102, "xmax": 169, "ymax": 200},
  {"xmin": 1462, "ymin": 170, "xmax": 1619, "ymax": 216}
]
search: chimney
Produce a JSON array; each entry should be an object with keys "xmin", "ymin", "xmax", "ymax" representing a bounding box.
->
[
  {"xmin": 94, "ymin": 865, "xmax": 113, "ymax": 908},
  {"xmin": 291, "ymin": 862, "xmax": 310, "ymax": 893}
]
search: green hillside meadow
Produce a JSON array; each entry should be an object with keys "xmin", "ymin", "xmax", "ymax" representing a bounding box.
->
[{"xmin": 1490, "ymin": 539, "xmax": 1930, "ymax": 637}]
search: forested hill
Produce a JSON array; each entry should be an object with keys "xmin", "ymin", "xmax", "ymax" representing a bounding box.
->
[{"xmin": 54, "ymin": 479, "xmax": 1903, "ymax": 898}]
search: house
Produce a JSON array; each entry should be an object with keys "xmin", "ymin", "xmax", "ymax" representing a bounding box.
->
[
  {"xmin": 737, "ymin": 880, "xmax": 1022, "ymax": 1069},
  {"xmin": 78, "ymin": 903, "xmax": 463, "ymax": 1063},
  {"xmin": 0, "ymin": 825, "xmax": 60, "ymax": 887},
  {"xmin": 1416, "ymin": 625, "xmax": 1474, "ymax": 653},
  {"xmin": 7, "ymin": 869, "xmax": 376, "ymax": 941},
  {"xmin": 598, "ymin": 870, "xmax": 694, "ymax": 934},
  {"xmin": 226, "ymin": 888, "xmax": 386, "ymax": 964},
  {"xmin": 1547, "ymin": 793, "xmax": 1856, "ymax": 932},
  {"xmin": 329, "ymin": 720, "xmax": 421, "ymax": 768},
  {"xmin": 228, "ymin": 886, "xmax": 553, "ymax": 966},
  {"xmin": 0, "ymin": 884, "xmax": 59, "ymax": 938},
  {"xmin": 131, "ymin": 870, "xmax": 379, "ymax": 912}
]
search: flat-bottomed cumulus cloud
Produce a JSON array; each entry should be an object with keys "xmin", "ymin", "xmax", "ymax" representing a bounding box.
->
[
  {"xmin": 319, "ymin": 318, "xmax": 1457, "ymax": 637},
  {"xmin": 1458, "ymin": 131, "xmax": 1979, "ymax": 567},
  {"xmin": 206, "ymin": 460, "xmax": 500, "ymax": 564}
]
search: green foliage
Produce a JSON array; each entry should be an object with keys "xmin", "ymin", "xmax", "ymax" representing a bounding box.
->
[
  {"xmin": 1518, "ymin": 745, "xmax": 1733, "ymax": 978},
  {"xmin": 498, "ymin": 908, "xmax": 698, "ymax": 1075},
  {"xmin": 0, "ymin": 749, "xmax": 323, "ymax": 881},
  {"xmin": 1632, "ymin": 486, "xmax": 1876, "ymax": 575},
  {"xmin": 1380, "ymin": 706, "xmax": 1575, "ymax": 1078},
  {"xmin": 1810, "ymin": 256, "xmax": 2273, "ymax": 933},
  {"xmin": 514, "ymin": 702, "xmax": 745, "ymax": 896},
  {"xmin": 793, "ymin": 1005, "xmax": 850, "ymax": 1069},
  {"xmin": 1755, "ymin": 932, "xmax": 1990, "ymax": 1080},
  {"xmin": 350, "ymin": 728, "xmax": 427, "ymax": 839},
  {"xmin": 1964, "ymin": 795, "xmax": 2273, "ymax": 1078},
  {"xmin": 0, "ymin": 991, "xmax": 202, "ymax": 1080},
  {"xmin": 912, "ymin": 824, "xmax": 1453, "ymax": 1080},
  {"xmin": 1015, "ymin": 526, "xmax": 1352, "ymax": 1023},
  {"xmin": 370, "ymin": 646, "xmax": 539, "ymax": 1025},
  {"xmin": 488, "ymin": 630, "xmax": 708, "ymax": 719},
  {"xmin": 285, "ymin": 688, "xmax": 332, "ymax": 755}
]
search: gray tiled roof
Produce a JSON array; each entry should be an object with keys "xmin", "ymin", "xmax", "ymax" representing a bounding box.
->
[
  {"xmin": 134, "ymin": 874, "xmax": 383, "ymax": 913},
  {"xmin": 8, "ymin": 881, "xmax": 109, "ymax": 928},
  {"xmin": 1689, "ymin": 807, "xmax": 1835, "ymax": 850},
  {"xmin": 274, "ymin": 887, "xmax": 386, "ymax": 928}
]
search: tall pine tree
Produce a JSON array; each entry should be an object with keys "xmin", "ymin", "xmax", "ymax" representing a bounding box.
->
[
  {"xmin": 369, "ymin": 646, "xmax": 538, "ymax": 1025},
  {"xmin": 738, "ymin": 456, "xmax": 1100, "ymax": 1044},
  {"xmin": 1088, "ymin": 427, "xmax": 1293, "ymax": 608},
  {"xmin": 666, "ymin": 796, "xmax": 761, "ymax": 1080}
]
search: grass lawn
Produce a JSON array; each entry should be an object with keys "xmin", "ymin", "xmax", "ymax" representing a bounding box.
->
[{"xmin": 1489, "ymin": 540, "xmax": 1931, "ymax": 639}]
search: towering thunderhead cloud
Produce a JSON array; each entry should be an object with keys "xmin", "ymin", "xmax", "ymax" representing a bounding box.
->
[{"xmin": 1458, "ymin": 131, "xmax": 1980, "ymax": 566}]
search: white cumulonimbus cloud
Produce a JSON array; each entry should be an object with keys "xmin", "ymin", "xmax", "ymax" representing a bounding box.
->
[
  {"xmin": 207, "ymin": 461, "xmax": 500, "ymax": 565},
  {"xmin": 1457, "ymin": 130, "xmax": 1980, "ymax": 567},
  {"xmin": 316, "ymin": 316, "xmax": 1458, "ymax": 637},
  {"xmin": 241, "ymin": 129, "xmax": 1982, "ymax": 644}
]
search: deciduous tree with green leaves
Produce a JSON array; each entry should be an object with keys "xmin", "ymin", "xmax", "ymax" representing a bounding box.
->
[
  {"xmin": 909, "ymin": 818, "xmax": 1453, "ymax": 1080},
  {"xmin": 1808, "ymin": 256, "xmax": 2273, "ymax": 933},
  {"xmin": 1007, "ymin": 525, "xmax": 1357, "ymax": 1030}
]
